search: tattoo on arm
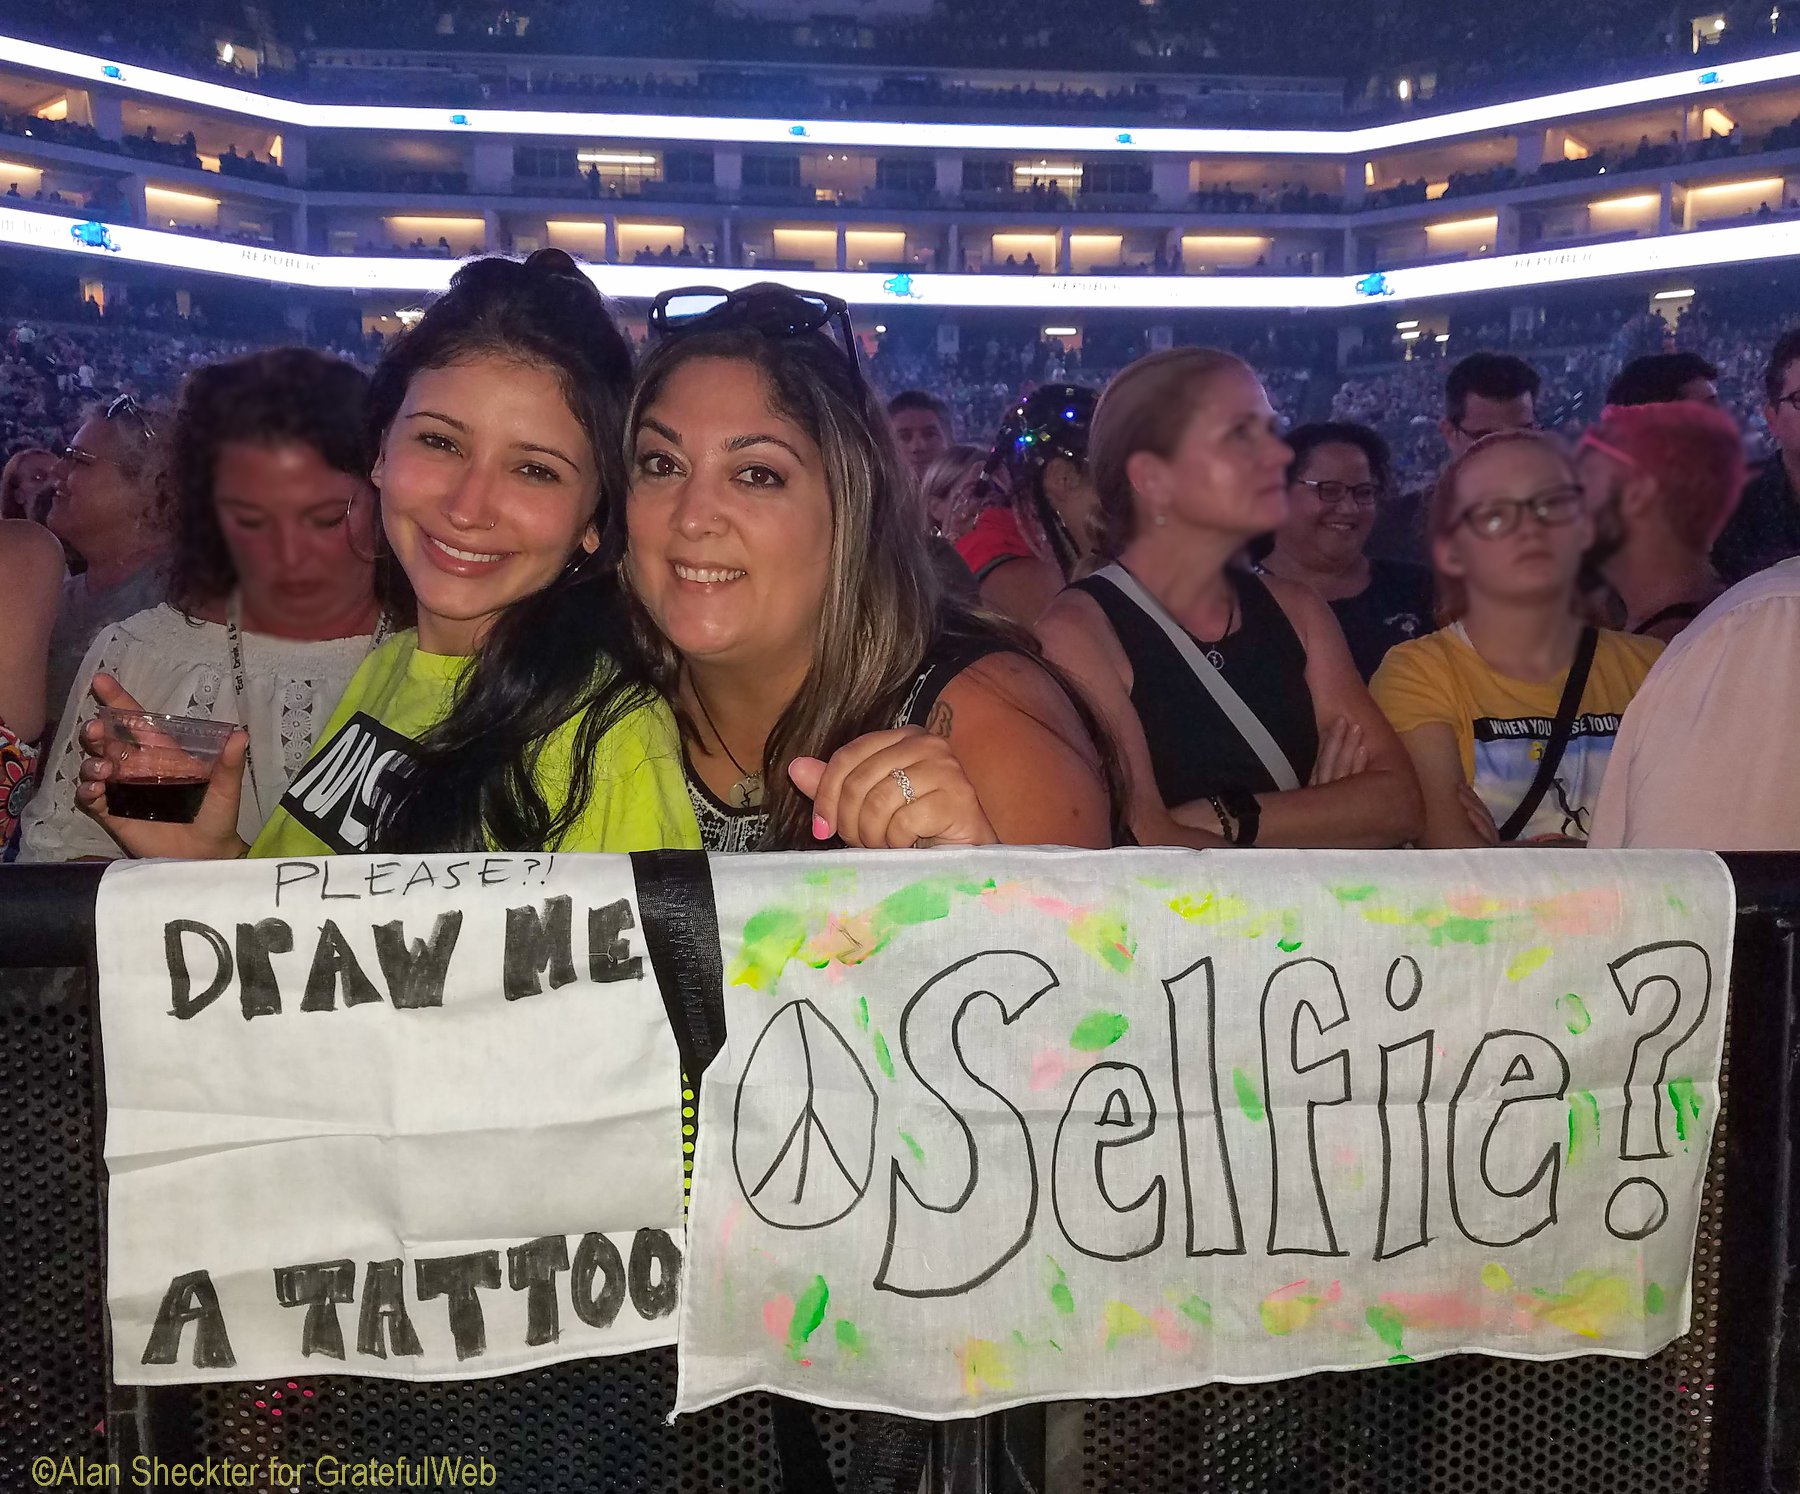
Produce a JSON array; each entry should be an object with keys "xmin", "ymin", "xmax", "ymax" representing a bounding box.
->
[{"xmin": 925, "ymin": 700, "xmax": 953, "ymax": 739}]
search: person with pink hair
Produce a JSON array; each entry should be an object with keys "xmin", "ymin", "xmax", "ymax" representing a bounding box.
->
[{"xmin": 1576, "ymin": 401, "xmax": 1746, "ymax": 642}]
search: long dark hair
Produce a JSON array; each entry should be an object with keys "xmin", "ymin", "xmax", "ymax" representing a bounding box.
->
[
  {"xmin": 161, "ymin": 347, "xmax": 379, "ymax": 613},
  {"xmin": 369, "ymin": 249, "xmax": 651, "ymax": 852},
  {"xmin": 618, "ymin": 325, "xmax": 1126, "ymax": 849}
]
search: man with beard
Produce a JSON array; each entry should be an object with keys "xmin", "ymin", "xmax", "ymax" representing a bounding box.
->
[{"xmin": 1574, "ymin": 400, "xmax": 1745, "ymax": 641}]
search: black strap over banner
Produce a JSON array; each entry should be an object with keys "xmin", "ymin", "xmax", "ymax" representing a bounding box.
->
[{"xmin": 630, "ymin": 849, "xmax": 727, "ymax": 1080}]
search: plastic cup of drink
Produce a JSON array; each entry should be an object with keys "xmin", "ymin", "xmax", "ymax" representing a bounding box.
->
[{"xmin": 97, "ymin": 708, "xmax": 237, "ymax": 823}]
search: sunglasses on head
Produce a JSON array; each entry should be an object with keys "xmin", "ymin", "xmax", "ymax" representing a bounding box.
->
[
  {"xmin": 648, "ymin": 283, "xmax": 864, "ymax": 392},
  {"xmin": 105, "ymin": 392, "xmax": 156, "ymax": 441}
]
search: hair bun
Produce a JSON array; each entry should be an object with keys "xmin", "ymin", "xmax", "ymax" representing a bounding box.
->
[{"xmin": 523, "ymin": 247, "xmax": 587, "ymax": 284}]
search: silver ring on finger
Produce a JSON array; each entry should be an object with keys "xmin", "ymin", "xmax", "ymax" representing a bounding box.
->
[{"xmin": 891, "ymin": 767, "xmax": 916, "ymax": 804}]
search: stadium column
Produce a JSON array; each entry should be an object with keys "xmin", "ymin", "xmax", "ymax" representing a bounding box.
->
[
  {"xmin": 1496, "ymin": 204, "xmax": 1522, "ymax": 253},
  {"xmin": 1151, "ymin": 157, "xmax": 1191, "ymax": 209},
  {"xmin": 604, "ymin": 215, "xmax": 618, "ymax": 264},
  {"xmin": 836, "ymin": 225, "xmax": 847, "ymax": 272},
  {"xmin": 715, "ymin": 147, "xmax": 743, "ymax": 195},
  {"xmin": 1057, "ymin": 228, "xmax": 1071, "ymax": 274},
  {"xmin": 1341, "ymin": 160, "xmax": 1366, "ymax": 209},
  {"xmin": 121, "ymin": 173, "xmax": 147, "ymax": 230},
  {"xmin": 720, "ymin": 216, "xmax": 736, "ymax": 268},
  {"xmin": 934, "ymin": 151, "xmax": 961, "ymax": 207},
  {"xmin": 86, "ymin": 91, "xmax": 124, "ymax": 144},
  {"xmin": 1658, "ymin": 182, "xmax": 1675, "ymax": 234},
  {"xmin": 483, "ymin": 209, "xmax": 501, "ymax": 255},
  {"xmin": 1513, "ymin": 129, "xmax": 1548, "ymax": 174},
  {"xmin": 469, "ymin": 140, "xmax": 513, "ymax": 194},
  {"xmin": 946, "ymin": 222, "xmax": 960, "ymax": 273},
  {"xmin": 279, "ymin": 130, "xmax": 308, "ymax": 182}
]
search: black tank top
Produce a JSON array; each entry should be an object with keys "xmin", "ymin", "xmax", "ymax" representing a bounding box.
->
[{"xmin": 1074, "ymin": 567, "xmax": 1319, "ymax": 806}]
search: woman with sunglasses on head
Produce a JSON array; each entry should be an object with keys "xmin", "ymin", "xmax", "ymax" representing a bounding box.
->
[
  {"xmin": 1370, "ymin": 430, "xmax": 1662, "ymax": 848},
  {"xmin": 1038, "ymin": 349, "xmax": 1421, "ymax": 852},
  {"xmin": 953, "ymin": 385, "xmax": 1102, "ymax": 626},
  {"xmin": 20, "ymin": 350, "xmax": 387, "ymax": 861},
  {"xmin": 42, "ymin": 394, "xmax": 171, "ymax": 731},
  {"xmin": 1258, "ymin": 421, "xmax": 1435, "ymax": 682},
  {"xmin": 73, "ymin": 251, "xmax": 698, "ymax": 861},
  {"xmin": 622, "ymin": 283, "xmax": 1121, "ymax": 855}
]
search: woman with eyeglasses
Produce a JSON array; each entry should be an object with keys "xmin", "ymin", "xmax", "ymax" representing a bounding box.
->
[
  {"xmin": 1258, "ymin": 422, "xmax": 1435, "ymax": 682},
  {"xmin": 953, "ymin": 384, "xmax": 1102, "ymax": 625},
  {"xmin": 1038, "ymin": 349, "xmax": 1420, "ymax": 851},
  {"xmin": 620, "ymin": 283, "xmax": 1122, "ymax": 854},
  {"xmin": 72, "ymin": 251, "xmax": 698, "ymax": 860},
  {"xmin": 42, "ymin": 393, "xmax": 171, "ymax": 728},
  {"xmin": 0, "ymin": 517, "xmax": 65, "ymax": 855},
  {"xmin": 20, "ymin": 350, "xmax": 389, "ymax": 861},
  {"xmin": 1371, "ymin": 430, "xmax": 1662, "ymax": 847}
]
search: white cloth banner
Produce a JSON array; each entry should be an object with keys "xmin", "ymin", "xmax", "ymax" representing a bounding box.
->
[
  {"xmin": 97, "ymin": 853, "xmax": 685, "ymax": 1384},
  {"xmin": 678, "ymin": 847, "xmax": 1733, "ymax": 1419}
]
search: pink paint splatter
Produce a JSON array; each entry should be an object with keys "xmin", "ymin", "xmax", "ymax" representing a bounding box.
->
[
  {"xmin": 1149, "ymin": 1306, "xmax": 1192, "ymax": 1353},
  {"xmin": 1030, "ymin": 1050, "xmax": 1067, "ymax": 1091},
  {"xmin": 1378, "ymin": 1291, "xmax": 1499, "ymax": 1335},
  {"xmin": 1530, "ymin": 887, "xmax": 1624, "ymax": 938},
  {"xmin": 762, "ymin": 1295, "xmax": 795, "ymax": 1343}
]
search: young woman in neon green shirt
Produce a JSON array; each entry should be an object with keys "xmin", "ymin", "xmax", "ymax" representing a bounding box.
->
[{"xmin": 74, "ymin": 252, "xmax": 698, "ymax": 857}]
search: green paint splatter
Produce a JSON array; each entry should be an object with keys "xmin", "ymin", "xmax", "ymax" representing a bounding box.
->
[
  {"xmin": 1667, "ymin": 893, "xmax": 1688, "ymax": 913},
  {"xmin": 1048, "ymin": 1338, "xmax": 1062, "ymax": 1352},
  {"xmin": 1365, "ymin": 1304, "xmax": 1413, "ymax": 1364},
  {"xmin": 788, "ymin": 1276, "xmax": 829, "ymax": 1357},
  {"xmin": 1012, "ymin": 1329, "xmax": 1029, "ymax": 1349},
  {"xmin": 1481, "ymin": 1263, "xmax": 1513, "ymax": 1293},
  {"xmin": 1506, "ymin": 945, "xmax": 1552, "ymax": 981},
  {"xmin": 899, "ymin": 1130, "xmax": 924, "ymax": 1163},
  {"xmin": 730, "ymin": 908, "xmax": 809, "ymax": 992},
  {"xmin": 1068, "ymin": 910, "xmax": 1136, "ymax": 972},
  {"xmin": 854, "ymin": 996, "xmax": 869, "ymax": 1030},
  {"xmin": 1645, "ymin": 1283, "xmax": 1666, "ymax": 1315},
  {"xmin": 1567, "ymin": 1090, "xmax": 1601, "ymax": 1164},
  {"xmin": 1046, "ymin": 1258, "xmax": 1076, "ymax": 1316},
  {"xmin": 835, "ymin": 1319, "xmax": 864, "ymax": 1356},
  {"xmin": 1668, "ymin": 1077, "xmax": 1703, "ymax": 1142},
  {"xmin": 1070, "ymin": 1011, "xmax": 1130, "ymax": 1051},
  {"xmin": 1557, "ymin": 993, "xmax": 1592, "ymax": 1035},
  {"xmin": 1103, "ymin": 1300, "xmax": 1150, "ymax": 1348},
  {"xmin": 1232, "ymin": 1067, "xmax": 1266, "ymax": 1124},
  {"xmin": 1332, "ymin": 884, "xmax": 1377, "ymax": 903},
  {"xmin": 1276, "ymin": 937, "xmax": 1303, "ymax": 952},
  {"xmin": 1175, "ymin": 1294, "xmax": 1213, "ymax": 1329},
  {"xmin": 872, "ymin": 1031, "xmax": 896, "ymax": 1081}
]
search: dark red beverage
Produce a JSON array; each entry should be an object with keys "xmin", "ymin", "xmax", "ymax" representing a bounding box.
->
[{"xmin": 105, "ymin": 777, "xmax": 209, "ymax": 822}]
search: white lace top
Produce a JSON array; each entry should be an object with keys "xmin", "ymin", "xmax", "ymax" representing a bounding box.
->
[{"xmin": 18, "ymin": 604, "xmax": 374, "ymax": 862}]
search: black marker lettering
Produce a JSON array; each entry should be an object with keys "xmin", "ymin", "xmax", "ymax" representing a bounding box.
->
[
  {"xmin": 166, "ymin": 920, "xmax": 232, "ymax": 1019},
  {"xmin": 1375, "ymin": 1032, "xmax": 1435, "ymax": 1260},
  {"xmin": 1260, "ymin": 959, "xmax": 1352, "ymax": 1257},
  {"xmin": 628, "ymin": 1228, "xmax": 682, "ymax": 1320},
  {"xmin": 373, "ymin": 912, "xmax": 462, "ymax": 1009},
  {"xmin": 503, "ymin": 896, "xmax": 577, "ymax": 1001},
  {"xmin": 142, "ymin": 1270, "xmax": 235, "ymax": 1368},
  {"xmin": 363, "ymin": 860, "xmax": 401, "ymax": 897},
  {"xmin": 273, "ymin": 861, "xmax": 321, "ymax": 908},
  {"xmin": 273, "ymin": 1259, "xmax": 355, "ymax": 1359},
  {"xmin": 235, "ymin": 918, "xmax": 293, "ymax": 1019},
  {"xmin": 587, "ymin": 899, "xmax": 644, "ymax": 983},
  {"xmin": 1165, "ymin": 958, "xmax": 1245, "ymax": 1257},
  {"xmin": 1448, "ymin": 1030, "xmax": 1570, "ymax": 1247},
  {"xmin": 300, "ymin": 920, "xmax": 383, "ymax": 1011},
  {"xmin": 506, "ymin": 1236, "xmax": 571, "ymax": 1347},
  {"xmin": 356, "ymin": 1258, "xmax": 423, "ymax": 1359},
  {"xmin": 415, "ymin": 1251, "xmax": 501, "ymax": 1361},
  {"xmin": 570, "ymin": 1232, "xmax": 628, "ymax": 1330},
  {"xmin": 1051, "ymin": 1062, "xmax": 1165, "ymax": 1260}
]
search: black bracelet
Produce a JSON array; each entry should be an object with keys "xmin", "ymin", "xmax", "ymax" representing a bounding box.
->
[
  {"xmin": 1220, "ymin": 789, "xmax": 1261, "ymax": 847},
  {"xmin": 1208, "ymin": 795, "xmax": 1236, "ymax": 843}
]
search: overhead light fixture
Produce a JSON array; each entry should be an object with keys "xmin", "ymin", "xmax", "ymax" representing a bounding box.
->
[
  {"xmin": 1400, "ymin": 329, "xmax": 1423, "ymax": 340},
  {"xmin": 1395, "ymin": 319, "xmax": 1419, "ymax": 329},
  {"xmin": 1434, "ymin": 332, "xmax": 1450, "ymax": 342},
  {"xmin": 1043, "ymin": 326, "xmax": 1079, "ymax": 336},
  {"xmin": 1591, "ymin": 193, "xmax": 1659, "ymax": 209},
  {"xmin": 1013, "ymin": 163, "xmax": 1083, "ymax": 179},
  {"xmin": 1689, "ymin": 176, "xmax": 1784, "ymax": 195},
  {"xmin": 1426, "ymin": 215, "xmax": 1499, "ymax": 233},
  {"xmin": 577, "ymin": 151, "xmax": 657, "ymax": 166},
  {"xmin": 1654, "ymin": 287, "xmax": 1696, "ymax": 299},
  {"xmin": 874, "ymin": 323, "xmax": 887, "ymax": 333}
]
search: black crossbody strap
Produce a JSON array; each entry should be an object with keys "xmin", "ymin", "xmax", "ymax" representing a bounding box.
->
[{"xmin": 1498, "ymin": 626, "xmax": 1598, "ymax": 842}]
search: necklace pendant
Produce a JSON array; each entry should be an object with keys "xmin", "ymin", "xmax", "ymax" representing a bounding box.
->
[
  {"xmin": 728, "ymin": 773, "xmax": 765, "ymax": 810},
  {"xmin": 1206, "ymin": 648, "xmax": 1226, "ymax": 670}
]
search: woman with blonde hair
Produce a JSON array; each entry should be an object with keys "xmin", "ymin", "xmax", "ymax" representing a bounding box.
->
[
  {"xmin": 1371, "ymin": 428, "xmax": 1661, "ymax": 846},
  {"xmin": 1037, "ymin": 347, "xmax": 1422, "ymax": 849}
]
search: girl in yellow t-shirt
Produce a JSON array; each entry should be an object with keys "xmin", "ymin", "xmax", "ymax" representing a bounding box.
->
[
  {"xmin": 1372, "ymin": 430, "xmax": 1661, "ymax": 847},
  {"xmin": 71, "ymin": 251, "xmax": 698, "ymax": 858}
]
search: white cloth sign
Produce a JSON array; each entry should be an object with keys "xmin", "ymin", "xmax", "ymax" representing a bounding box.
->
[
  {"xmin": 97, "ymin": 853, "xmax": 685, "ymax": 1384},
  {"xmin": 677, "ymin": 847, "xmax": 1733, "ymax": 1419}
]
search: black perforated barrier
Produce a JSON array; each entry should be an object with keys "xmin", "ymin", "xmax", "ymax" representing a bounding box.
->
[{"xmin": 2, "ymin": 856, "xmax": 1795, "ymax": 1494}]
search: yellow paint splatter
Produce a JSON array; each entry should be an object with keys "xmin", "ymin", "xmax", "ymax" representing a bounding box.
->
[
  {"xmin": 1529, "ymin": 1271, "xmax": 1642, "ymax": 1340},
  {"xmin": 1258, "ymin": 1280, "xmax": 1338, "ymax": 1336},
  {"xmin": 1480, "ymin": 1264, "xmax": 1513, "ymax": 1292},
  {"xmin": 1167, "ymin": 891, "xmax": 1251, "ymax": 926},
  {"xmin": 955, "ymin": 1338, "xmax": 1014, "ymax": 1397},
  {"xmin": 1506, "ymin": 945, "xmax": 1552, "ymax": 981},
  {"xmin": 1102, "ymin": 1300, "xmax": 1151, "ymax": 1348}
]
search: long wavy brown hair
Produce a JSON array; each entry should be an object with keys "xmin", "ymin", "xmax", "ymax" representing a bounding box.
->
[{"xmin": 615, "ymin": 325, "xmax": 1126, "ymax": 849}]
